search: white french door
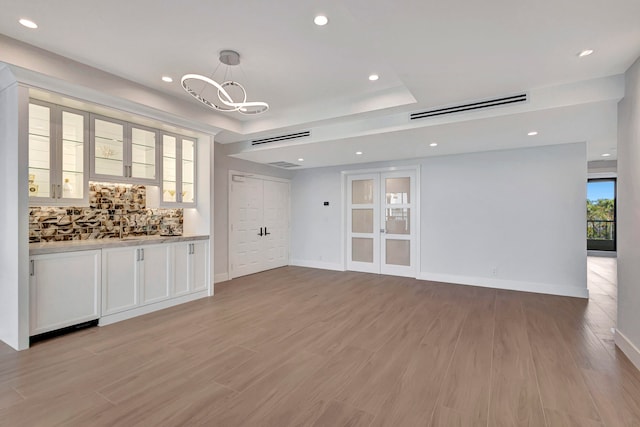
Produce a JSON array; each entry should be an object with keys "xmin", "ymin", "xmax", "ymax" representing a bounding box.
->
[
  {"xmin": 347, "ymin": 170, "xmax": 417, "ymax": 277},
  {"xmin": 229, "ymin": 174, "xmax": 290, "ymax": 279}
]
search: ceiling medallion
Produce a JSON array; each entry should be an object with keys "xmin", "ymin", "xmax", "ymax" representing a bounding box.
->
[{"xmin": 181, "ymin": 50, "xmax": 269, "ymax": 115}]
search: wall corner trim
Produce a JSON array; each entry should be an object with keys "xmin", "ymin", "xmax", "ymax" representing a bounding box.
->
[
  {"xmin": 417, "ymin": 272, "xmax": 589, "ymax": 298},
  {"xmin": 615, "ymin": 330, "xmax": 640, "ymax": 372},
  {"xmin": 289, "ymin": 259, "xmax": 345, "ymax": 272},
  {"xmin": 214, "ymin": 272, "xmax": 230, "ymax": 284}
]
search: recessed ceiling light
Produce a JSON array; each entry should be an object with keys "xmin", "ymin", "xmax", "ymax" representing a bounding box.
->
[
  {"xmin": 298, "ymin": 158, "xmax": 304, "ymax": 162},
  {"xmin": 314, "ymin": 15, "xmax": 328, "ymax": 26},
  {"xmin": 578, "ymin": 49, "xmax": 594, "ymax": 57},
  {"xmin": 368, "ymin": 74, "xmax": 379, "ymax": 81},
  {"xmin": 429, "ymin": 143, "xmax": 438, "ymax": 147},
  {"xmin": 355, "ymin": 151, "xmax": 363, "ymax": 155},
  {"xmin": 18, "ymin": 18, "xmax": 38, "ymax": 29},
  {"xmin": 601, "ymin": 153, "xmax": 612, "ymax": 157},
  {"xmin": 161, "ymin": 76, "xmax": 173, "ymax": 83},
  {"xmin": 528, "ymin": 131, "xmax": 538, "ymax": 136}
]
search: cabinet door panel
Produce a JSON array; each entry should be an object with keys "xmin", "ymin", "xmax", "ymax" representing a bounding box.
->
[
  {"xmin": 30, "ymin": 250, "xmax": 100, "ymax": 336},
  {"xmin": 102, "ymin": 247, "xmax": 138, "ymax": 315},
  {"xmin": 173, "ymin": 242, "xmax": 191, "ymax": 296},
  {"xmin": 140, "ymin": 244, "xmax": 171, "ymax": 305},
  {"xmin": 191, "ymin": 241, "xmax": 209, "ymax": 293}
]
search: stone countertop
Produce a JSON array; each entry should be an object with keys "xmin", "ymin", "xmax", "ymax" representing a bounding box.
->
[{"xmin": 29, "ymin": 235, "xmax": 209, "ymax": 256}]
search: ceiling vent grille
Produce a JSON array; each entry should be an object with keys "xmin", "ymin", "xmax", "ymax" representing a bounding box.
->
[
  {"xmin": 251, "ymin": 130, "xmax": 311, "ymax": 146},
  {"xmin": 410, "ymin": 93, "xmax": 528, "ymax": 121},
  {"xmin": 268, "ymin": 161, "xmax": 301, "ymax": 168}
]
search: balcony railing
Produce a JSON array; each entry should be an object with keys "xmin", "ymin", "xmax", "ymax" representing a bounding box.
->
[{"xmin": 587, "ymin": 220, "xmax": 615, "ymax": 240}]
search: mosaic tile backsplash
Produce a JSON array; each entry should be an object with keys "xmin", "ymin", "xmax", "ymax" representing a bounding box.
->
[{"xmin": 29, "ymin": 183, "xmax": 183, "ymax": 243}]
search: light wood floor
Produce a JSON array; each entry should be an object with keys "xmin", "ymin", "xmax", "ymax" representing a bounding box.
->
[{"xmin": 1, "ymin": 258, "xmax": 639, "ymax": 426}]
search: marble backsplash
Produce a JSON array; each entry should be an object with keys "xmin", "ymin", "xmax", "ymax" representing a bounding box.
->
[{"xmin": 29, "ymin": 183, "xmax": 183, "ymax": 243}]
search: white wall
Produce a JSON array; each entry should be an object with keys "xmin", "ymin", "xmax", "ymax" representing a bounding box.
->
[
  {"xmin": 214, "ymin": 144, "xmax": 293, "ymax": 282},
  {"xmin": 0, "ymin": 71, "xmax": 30, "ymax": 350},
  {"xmin": 290, "ymin": 143, "xmax": 588, "ymax": 298},
  {"xmin": 616, "ymin": 55, "xmax": 640, "ymax": 370}
]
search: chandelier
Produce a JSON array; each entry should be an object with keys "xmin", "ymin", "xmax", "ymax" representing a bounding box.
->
[{"xmin": 181, "ymin": 50, "xmax": 269, "ymax": 115}]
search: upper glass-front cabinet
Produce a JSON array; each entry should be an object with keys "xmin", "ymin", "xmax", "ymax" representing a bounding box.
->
[
  {"xmin": 162, "ymin": 133, "xmax": 196, "ymax": 206},
  {"xmin": 90, "ymin": 115, "xmax": 159, "ymax": 184},
  {"xmin": 28, "ymin": 100, "xmax": 89, "ymax": 205}
]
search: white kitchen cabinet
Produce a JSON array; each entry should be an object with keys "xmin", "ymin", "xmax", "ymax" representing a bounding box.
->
[
  {"xmin": 173, "ymin": 240, "xmax": 209, "ymax": 295},
  {"xmin": 90, "ymin": 115, "xmax": 159, "ymax": 184},
  {"xmin": 28, "ymin": 100, "xmax": 89, "ymax": 206},
  {"xmin": 102, "ymin": 244, "xmax": 171, "ymax": 315},
  {"xmin": 29, "ymin": 250, "xmax": 101, "ymax": 336},
  {"xmin": 102, "ymin": 246, "xmax": 139, "ymax": 316},
  {"xmin": 139, "ymin": 244, "xmax": 171, "ymax": 305},
  {"xmin": 161, "ymin": 133, "xmax": 196, "ymax": 206}
]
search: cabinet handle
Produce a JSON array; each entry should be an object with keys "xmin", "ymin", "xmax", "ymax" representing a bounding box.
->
[
  {"xmin": 140, "ymin": 248, "xmax": 144, "ymax": 261},
  {"xmin": 191, "ymin": 243, "xmax": 195, "ymax": 254},
  {"xmin": 264, "ymin": 226, "xmax": 271, "ymax": 236},
  {"xmin": 189, "ymin": 243, "xmax": 192, "ymax": 254},
  {"xmin": 258, "ymin": 227, "xmax": 263, "ymax": 237},
  {"xmin": 57, "ymin": 184, "xmax": 62, "ymax": 199},
  {"xmin": 29, "ymin": 260, "xmax": 34, "ymax": 276}
]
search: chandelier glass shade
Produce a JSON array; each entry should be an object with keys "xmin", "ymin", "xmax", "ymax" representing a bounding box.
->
[{"xmin": 181, "ymin": 50, "xmax": 269, "ymax": 115}]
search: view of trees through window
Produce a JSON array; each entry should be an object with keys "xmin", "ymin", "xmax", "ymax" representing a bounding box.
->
[{"xmin": 587, "ymin": 179, "xmax": 616, "ymax": 250}]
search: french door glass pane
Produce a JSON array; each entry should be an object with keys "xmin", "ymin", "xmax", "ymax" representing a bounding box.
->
[
  {"xmin": 182, "ymin": 139, "xmax": 195, "ymax": 203},
  {"xmin": 94, "ymin": 119, "xmax": 124, "ymax": 176},
  {"xmin": 28, "ymin": 103, "xmax": 51, "ymax": 198},
  {"xmin": 386, "ymin": 177, "xmax": 410, "ymax": 204},
  {"xmin": 352, "ymin": 238, "xmax": 374, "ymax": 263},
  {"xmin": 61, "ymin": 111, "xmax": 84, "ymax": 199},
  {"xmin": 352, "ymin": 179, "xmax": 374, "ymax": 204},
  {"xmin": 131, "ymin": 127, "xmax": 156, "ymax": 180},
  {"xmin": 352, "ymin": 209, "xmax": 374, "ymax": 233},
  {"xmin": 385, "ymin": 208, "xmax": 410, "ymax": 234},
  {"xmin": 386, "ymin": 239, "xmax": 410, "ymax": 266},
  {"xmin": 163, "ymin": 135, "xmax": 177, "ymax": 202}
]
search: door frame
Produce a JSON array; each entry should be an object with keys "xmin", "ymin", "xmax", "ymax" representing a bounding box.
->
[
  {"xmin": 341, "ymin": 165, "xmax": 421, "ymax": 278},
  {"xmin": 227, "ymin": 170, "xmax": 291, "ymax": 280}
]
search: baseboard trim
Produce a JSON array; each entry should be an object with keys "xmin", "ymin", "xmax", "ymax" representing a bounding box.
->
[
  {"xmin": 289, "ymin": 259, "xmax": 345, "ymax": 272},
  {"xmin": 615, "ymin": 330, "xmax": 640, "ymax": 372},
  {"xmin": 417, "ymin": 272, "xmax": 589, "ymax": 299},
  {"xmin": 214, "ymin": 272, "xmax": 230, "ymax": 284},
  {"xmin": 99, "ymin": 290, "xmax": 209, "ymax": 327}
]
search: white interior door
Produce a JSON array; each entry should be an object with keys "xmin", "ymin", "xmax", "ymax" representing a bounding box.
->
[
  {"xmin": 347, "ymin": 174, "xmax": 380, "ymax": 273},
  {"xmin": 263, "ymin": 179, "xmax": 290, "ymax": 271},
  {"xmin": 347, "ymin": 170, "xmax": 417, "ymax": 277},
  {"xmin": 380, "ymin": 170, "xmax": 416, "ymax": 277},
  {"xmin": 230, "ymin": 176, "xmax": 264, "ymax": 278},
  {"xmin": 230, "ymin": 174, "xmax": 290, "ymax": 279}
]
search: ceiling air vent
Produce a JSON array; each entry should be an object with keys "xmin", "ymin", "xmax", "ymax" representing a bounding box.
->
[
  {"xmin": 251, "ymin": 130, "xmax": 311, "ymax": 146},
  {"xmin": 268, "ymin": 161, "xmax": 301, "ymax": 168},
  {"xmin": 410, "ymin": 93, "xmax": 528, "ymax": 120}
]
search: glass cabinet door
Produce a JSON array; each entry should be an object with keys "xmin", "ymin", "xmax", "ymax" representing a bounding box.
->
[
  {"xmin": 28, "ymin": 101, "xmax": 88, "ymax": 204},
  {"xmin": 60, "ymin": 111, "xmax": 86, "ymax": 200},
  {"xmin": 28, "ymin": 103, "xmax": 52, "ymax": 199},
  {"xmin": 161, "ymin": 133, "xmax": 196, "ymax": 205},
  {"xmin": 181, "ymin": 138, "xmax": 195, "ymax": 204},
  {"xmin": 93, "ymin": 118, "xmax": 125, "ymax": 178},
  {"xmin": 131, "ymin": 126, "xmax": 157, "ymax": 181},
  {"xmin": 162, "ymin": 134, "xmax": 177, "ymax": 203}
]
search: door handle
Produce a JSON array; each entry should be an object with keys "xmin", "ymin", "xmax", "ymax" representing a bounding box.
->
[
  {"xmin": 264, "ymin": 226, "xmax": 271, "ymax": 236},
  {"xmin": 258, "ymin": 227, "xmax": 264, "ymax": 236}
]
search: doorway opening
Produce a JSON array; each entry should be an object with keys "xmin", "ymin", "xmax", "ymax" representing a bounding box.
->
[{"xmin": 587, "ymin": 178, "xmax": 616, "ymax": 252}]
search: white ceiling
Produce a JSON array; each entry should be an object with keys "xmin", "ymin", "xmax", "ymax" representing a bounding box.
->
[{"xmin": 0, "ymin": 0, "xmax": 639, "ymax": 167}]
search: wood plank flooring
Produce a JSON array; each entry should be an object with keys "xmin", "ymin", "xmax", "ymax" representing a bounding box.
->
[{"xmin": 1, "ymin": 257, "xmax": 639, "ymax": 426}]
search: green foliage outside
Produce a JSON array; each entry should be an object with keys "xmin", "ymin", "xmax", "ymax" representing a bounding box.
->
[{"xmin": 587, "ymin": 199, "xmax": 615, "ymax": 240}]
